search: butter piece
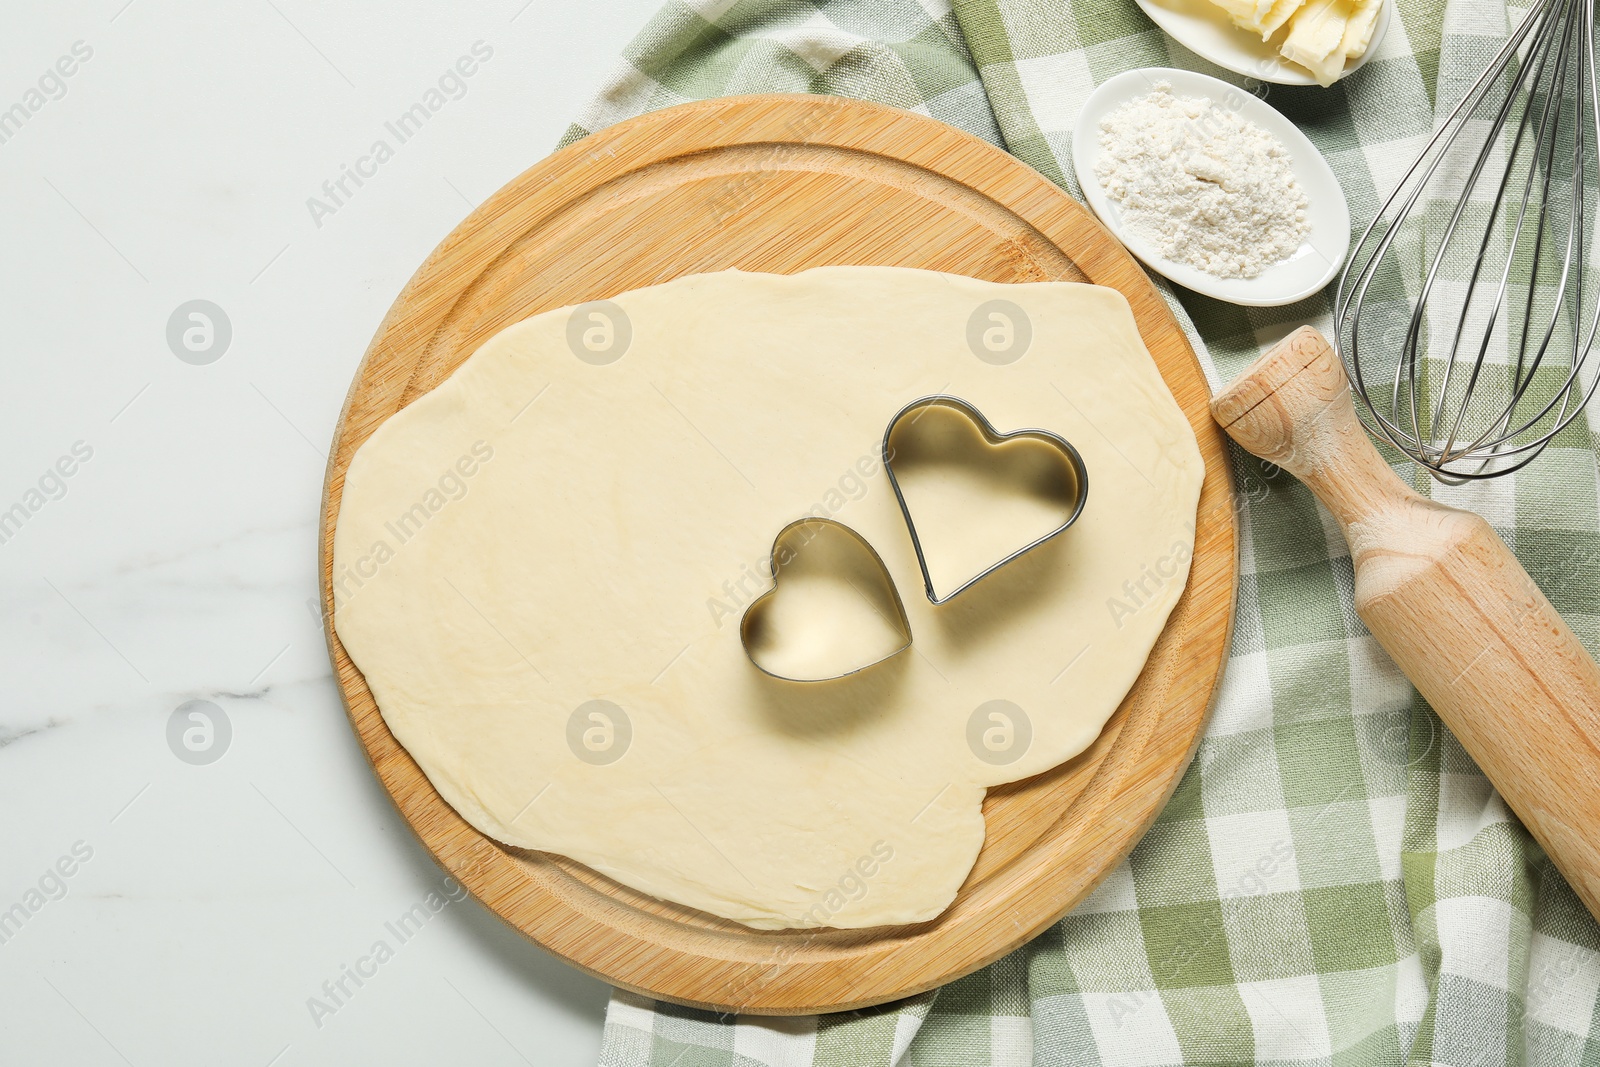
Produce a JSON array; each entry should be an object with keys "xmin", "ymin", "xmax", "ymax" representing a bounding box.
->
[
  {"xmin": 1257, "ymin": 0, "xmax": 1305, "ymax": 38},
  {"xmin": 1279, "ymin": 0, "xmax": 1358, "ymax": 86},
  {"xmin": 1209, "ymin": 0, "xmax": 1303, "ymax": 37},
  {"xmin": 1339, "ymin": 0, "xmax": 1382, "ymax": 59}
]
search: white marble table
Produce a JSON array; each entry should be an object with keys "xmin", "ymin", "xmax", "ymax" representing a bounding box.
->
[{"xmin": 0, "ymin": 2, "xmax": 661, "ymax": 1062}]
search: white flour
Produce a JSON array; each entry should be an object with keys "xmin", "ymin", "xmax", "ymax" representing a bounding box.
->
[{"xmin": 1094, "ymin": 84, "xmax": 1309, "ymax": 280}]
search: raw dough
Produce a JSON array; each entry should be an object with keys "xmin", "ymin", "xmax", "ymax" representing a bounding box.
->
[{"xmin": 332, "ymin": 267, "xmax": 1204, "ymax": 929}]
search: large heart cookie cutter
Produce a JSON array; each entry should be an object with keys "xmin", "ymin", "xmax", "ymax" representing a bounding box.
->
[
  {"xmin": 740, "ymin": 517, "xmax": 913, "ymax": 682},
  {"xmin": 883, "ymin": 395, "xmax": 1089, "ymax": 605}
]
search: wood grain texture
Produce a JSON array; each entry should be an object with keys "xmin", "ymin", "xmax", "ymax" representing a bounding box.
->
[
  {"xmin": 319, "ymin": 95, "xmax": 1238, "ymax": 1014},
  {"xmin": 1213, "ymin": 325, "xmax": 1600, "ymax": 922}
]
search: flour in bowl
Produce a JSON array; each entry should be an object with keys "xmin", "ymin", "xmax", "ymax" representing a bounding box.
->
[{"xmin": 1094, "ymin": 83, "xmax": 1309, "ymax": 280}]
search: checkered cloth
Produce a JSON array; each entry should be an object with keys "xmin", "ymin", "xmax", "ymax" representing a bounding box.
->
[{"xmin": 562, "ymin": 1, "xmax": 1600, "ymax": 1063}]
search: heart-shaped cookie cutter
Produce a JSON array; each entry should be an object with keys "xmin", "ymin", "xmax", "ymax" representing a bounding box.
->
[
  {"xmin": 883, "ymin": 395, "xmax": 1089, "ymax": 605},
  {"xmin": 740, "ymin": 517, "xmax": 913, "ymax": 682}
]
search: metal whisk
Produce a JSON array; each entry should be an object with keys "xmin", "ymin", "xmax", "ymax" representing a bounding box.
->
[{"xmin": 1334, "ymin": 0, "xmax": 1600, "ymax": 482}]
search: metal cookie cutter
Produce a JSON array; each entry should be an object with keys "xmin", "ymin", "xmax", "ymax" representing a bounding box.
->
[
  {"xmin": 883, "ymin": 395, "xmax": 1089, "ymax": 605},
  {"xmin": 740, "ymin": 517, "xmax": 913, "ymax": 682}
]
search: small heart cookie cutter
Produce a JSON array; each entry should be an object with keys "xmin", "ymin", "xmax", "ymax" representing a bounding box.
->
[
  {"xmin": 740, "ymin": 517, "xmax": 913, "ymax": 682},
  {"xmin": 883, "ymin": 395, "xmax": 1089, "ymax": 605}
]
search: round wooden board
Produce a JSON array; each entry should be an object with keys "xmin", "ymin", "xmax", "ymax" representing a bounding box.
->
[{"xmin": 320, "ymin": 94, "xmax": 1237, "ymax": 1015}]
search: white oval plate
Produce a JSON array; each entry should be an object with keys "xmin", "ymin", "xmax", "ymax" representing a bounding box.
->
[
  {"xmin": 1072, "ymin": 68, "xmax": 1350, "ymax": 307},
  {"xmin": 1133, "ymin": 0, "xmax": 1391, "ymax": 85}
]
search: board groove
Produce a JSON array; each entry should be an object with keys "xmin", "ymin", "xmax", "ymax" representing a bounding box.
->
[{"xmin": 320, "ymin": 94, "xmax": 1236, "ymax": 1015}]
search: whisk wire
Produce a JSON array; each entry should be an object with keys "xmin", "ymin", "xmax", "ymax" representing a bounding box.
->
[
  {"xmin": 1333, "ymin": 0, "xmax": 1600, "ymax": 481},
  {"xmin": 1336, "ymin": 3, "xmax": 1542, "ymax": 467},
  {"xmin": 1489, "ymin": 0, "xmax": 1590, "ymax": 458},
  {"xmin": 1435, "ymin": 0, "xmax": 1574, "ymax": 465}
]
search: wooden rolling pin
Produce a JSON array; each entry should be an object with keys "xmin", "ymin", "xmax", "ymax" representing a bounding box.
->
[{"xmin": 1212, "ymin": 325, "xmax": 1600, "ymax": 920}]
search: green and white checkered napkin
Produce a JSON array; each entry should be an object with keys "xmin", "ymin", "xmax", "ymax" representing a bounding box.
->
[{"xmin": 561, "ymin": 1, "xmax": 1600, "ymax": 1063}]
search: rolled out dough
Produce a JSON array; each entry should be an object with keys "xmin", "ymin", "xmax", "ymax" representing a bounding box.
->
[{"xmin": 332, "ymin": 267, "xmax": 1204, "ymax": 929}]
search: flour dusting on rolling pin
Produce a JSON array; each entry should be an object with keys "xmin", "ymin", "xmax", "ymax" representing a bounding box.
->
[{"xmin": 1094, "ymin": 83, "xmax": 1309, "ymax": 280}]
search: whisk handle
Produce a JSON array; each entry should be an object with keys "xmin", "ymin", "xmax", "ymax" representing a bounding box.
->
[{"xmin": 1212, "ymin": 326, "xmax": 1600, "ymax": 922}]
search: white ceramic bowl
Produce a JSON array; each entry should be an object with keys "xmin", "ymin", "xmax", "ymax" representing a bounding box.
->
[
  {"xmin": 1133, "ymin": 0, "xmax": 1391, "ymax": 86},
  {"xmin": 1072, "ymin": 68, "xmax": 1350, "ymax": 308}
]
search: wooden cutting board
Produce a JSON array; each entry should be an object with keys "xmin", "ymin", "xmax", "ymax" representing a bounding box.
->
[{"xmin": 320, "ymin": 94, "xmax": 1236, "ymax": 1015}]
